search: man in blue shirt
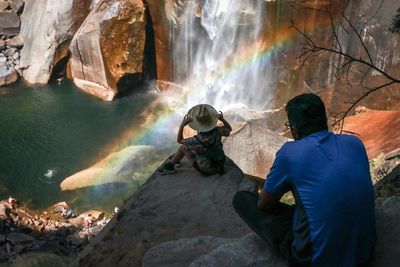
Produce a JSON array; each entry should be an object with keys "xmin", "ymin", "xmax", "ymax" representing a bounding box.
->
[{"xmin": 233, "ymin": 93, "xmax": 376, "ymax": 267}]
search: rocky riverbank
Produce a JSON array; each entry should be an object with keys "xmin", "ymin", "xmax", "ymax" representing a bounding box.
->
[
  {"xmin": 0, "ymin": 0, "xmax": 23, "ymax": 87},
  {"xmin": 0, "ymin": 198, "xmax": 114, "ymax": 265}
]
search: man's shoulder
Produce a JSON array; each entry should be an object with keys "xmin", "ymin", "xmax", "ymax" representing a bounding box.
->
[{"xmin": 335, "ymin": 133, "xmax": 364, "ymax": 147}]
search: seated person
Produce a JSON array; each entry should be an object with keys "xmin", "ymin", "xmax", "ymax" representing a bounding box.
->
[
  {"xmin": 158, "ymin": 104, "xmax": 232, "ymax": 175},
  {"xmin": 233, "ymin": 93, "xmax": 376, "ymax": 267}
]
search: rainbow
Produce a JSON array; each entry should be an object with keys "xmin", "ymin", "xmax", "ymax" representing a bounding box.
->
[{"xmin": 105, "ymin": 27, "xmax": 300, "ymax": 151}]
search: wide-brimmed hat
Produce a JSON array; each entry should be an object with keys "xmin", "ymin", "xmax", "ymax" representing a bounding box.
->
[{"xmin": 188, "ymin": 104, "xmax": 218, "ymax": 132}]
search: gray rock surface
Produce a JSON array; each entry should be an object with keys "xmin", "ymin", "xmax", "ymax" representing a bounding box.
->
[
  {"xmin": 72, "ymin": 158, "xmax": 256, "ymax": 267},
  {"xmin": 223, "ymin": 119, "xmax": 288, "ymax": 178},
  {"xmin": 0, "ymin": 12, "xmax": 20, "ymax": 36},
  {"xmin": 143, "ymin": 234, "xmax": 286, "ymax": 267}
]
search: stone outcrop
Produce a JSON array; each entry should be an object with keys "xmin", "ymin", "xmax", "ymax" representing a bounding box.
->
[
  {"xmin": 19, "ymin": 0, "xmax": 91, "ymax": 84},
  {"xmin": 223, "ymin": 119, "xmax": 289, "ymax": 178},
  {"xmin": 143, "ymin": 197, "xmax": 400, "ymax": 267},
  {"xmin": 73, "ymin": 157, "xmax": 400, "ymax": 267},
  {"xmin": 60, "ymin": 145, "xmax": 165, "ymax": 191},
  {"xmin": 0, "ymin": 198, "xmax": 112, "ymax": 265},
  {"xmin": 72, "ymin": 158, "xmax": 255, "ymax": 267},
  {"xmin": 69, "ymin": 0, "xmax": 147, "ymax": 101}
]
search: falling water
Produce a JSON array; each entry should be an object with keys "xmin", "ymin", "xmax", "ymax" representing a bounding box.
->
[{"xmin": 170, "ymin": 0, "xmax": 273, "ymax": 111}]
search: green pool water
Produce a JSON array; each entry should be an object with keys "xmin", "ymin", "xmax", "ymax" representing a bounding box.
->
[{"xmin": 0, "ymin": 80, "xmax": 168, "ymax": 213}]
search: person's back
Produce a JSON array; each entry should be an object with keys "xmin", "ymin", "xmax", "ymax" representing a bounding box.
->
[
  {"xmin": 233, "ymin": 93, "xmax": 376, "ymax": 267},
  {"xmin": 274, "ymin": 131, "xmax": 376, "ymax": 266}
]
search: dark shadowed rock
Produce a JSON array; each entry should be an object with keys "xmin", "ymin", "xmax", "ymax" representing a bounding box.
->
[
  {"xmin": 370, "ymin": 196, "xmax": 400, "ymax": 267},
  {"xmin": 143, "ymin": 234, "xmax": 286, "ymax": 267},
  {"xmin": 72, "ymin": 158, "xmax": 255, "ymax": 267},
  {"xmin": 7, "ymin": 232, "xmax": 35, "ymax": 245}
]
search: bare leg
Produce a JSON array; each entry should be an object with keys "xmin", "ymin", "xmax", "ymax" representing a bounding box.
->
[{"xmin": 171, "ymin": 145, "xmax": 194, "ymax": 166}]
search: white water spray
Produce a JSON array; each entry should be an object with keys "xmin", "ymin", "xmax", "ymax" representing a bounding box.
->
[{"xmin": 170, "ymin": 0, "xmax": 274, "ymax": 111}]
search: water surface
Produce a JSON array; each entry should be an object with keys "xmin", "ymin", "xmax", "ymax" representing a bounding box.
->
[{"xmin": 0, "ymin": 80, "xmax": 161, "ymax": 212}]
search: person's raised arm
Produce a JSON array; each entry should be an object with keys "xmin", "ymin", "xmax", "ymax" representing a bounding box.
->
[
  {"xmin": 177, "ymin": 114, "xmax": 193, "ymax": 144},
  {"xmin": 218, "ymin": 111, "xmax": 232, "ymax": 134}
]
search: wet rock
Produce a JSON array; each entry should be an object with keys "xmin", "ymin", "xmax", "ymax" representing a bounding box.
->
[
  {"xmin": 69, "ymin": 0, "xmax": 146, "ymax": 101},
  {"xmin": 0, "ymin": 64, "xmax": 18, "ymax": 86},
  {"xmin": 0, "ymin": 12, "xmax": 20, "ymax": 36},
  {"xmin": 19, "ymin": 0, "xmax": 91, "ymax": 84},
  {"xmin": 7, "ymin": 232, "xmax": 35, "ymax": 245}
]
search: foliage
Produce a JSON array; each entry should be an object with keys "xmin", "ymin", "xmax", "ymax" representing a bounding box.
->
[{"xmin": 291, "ymin": 6, "xmax": 400, "ymax": 132}]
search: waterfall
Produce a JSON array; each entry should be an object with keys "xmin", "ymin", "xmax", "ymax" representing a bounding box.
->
[{"xmin": 171, "ymin": 0, "xmax": 273, "ymax": 111}]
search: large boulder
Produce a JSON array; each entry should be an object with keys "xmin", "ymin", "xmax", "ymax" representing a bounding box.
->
[
  {"xmin": 19, "ymin": 0, "xmax": 91, "ymax": 84},
  {"xmin": 223, "ymin": 119, "xmax": 289, "ymax": 178},
  {"xmin": 72, "ymin": 158, "xmax": 255, "ymax": 267},
  {"xmin": 60, "ymin": 145, "xmax": 164, "ymax": 191},
  {"xmin": 69, "ymin": 0, "xmax": 147, "ymax": 101},
  {"xmin": 142, "ymin": 196, "xmax": 400, "ymax": 267}
]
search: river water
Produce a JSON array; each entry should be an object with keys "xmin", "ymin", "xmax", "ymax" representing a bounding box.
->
[{"xmin": 0, "ymin": 80, "xmax": 166, "ymax": 212}]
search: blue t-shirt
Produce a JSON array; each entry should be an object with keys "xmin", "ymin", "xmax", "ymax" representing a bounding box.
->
[{"xmin": 264, "ymin": 131, "xmax": 376, "ymax": 267}]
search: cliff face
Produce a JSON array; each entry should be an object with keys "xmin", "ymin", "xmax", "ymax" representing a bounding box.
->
[
  {"xmin": 19, "ymin": 0, "xmax": 91, "ymax": 84},
  {"xmin": 69, "ymin": 0, "xmax": 147, "ymax": 101}
]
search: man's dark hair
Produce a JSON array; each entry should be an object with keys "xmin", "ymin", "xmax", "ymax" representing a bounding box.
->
[{"xmin": 286, "ymin": 93, "xmax": 328, "ymax": 136}]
